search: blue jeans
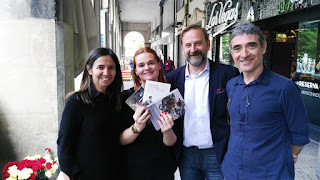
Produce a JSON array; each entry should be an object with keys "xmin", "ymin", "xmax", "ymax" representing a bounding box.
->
[{"xmin": 179, "ymin": 146, "xmax": 224, "ymax": 180}]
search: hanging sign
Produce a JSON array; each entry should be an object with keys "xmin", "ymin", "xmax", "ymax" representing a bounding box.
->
[{"xmin": 206, "ymin": 0, "xmax": 240, "ymax": 37}]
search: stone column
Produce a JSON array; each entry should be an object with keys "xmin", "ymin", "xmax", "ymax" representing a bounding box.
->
[{"xmin": 0, "ymin": 0, "xmax": 70, "ymax": 172}]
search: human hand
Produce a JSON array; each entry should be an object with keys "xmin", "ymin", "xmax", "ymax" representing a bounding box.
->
[
  {"xmin": 133, "ymin": 105, "xmax": 151, "ymax": 132},
  {"xmin": 292, "ymin": 153, "xmax": 298, "ymax": 163},
  {"xmin": 158, "ymin": 111, "xmax": 174, "ymax": 134}
]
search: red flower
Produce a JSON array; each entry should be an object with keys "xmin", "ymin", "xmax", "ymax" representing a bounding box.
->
[
  {"xmin": 2, "ymin": 171, "xmax": 9, "ymax": 179},
  {"xmin": 4, "ymin": 161, "xmax": 18, "ymax": 169},
  {"xmin": 46, "ymin": 162, "xmax": 52, "ymax": 169},
  {"xmin": 31, "ymin": 161, "xmax": 41, "ymax": 172},
  {"xmin": 29, "ymin": 173, "xmax": 36, "ymax": 180},
  {"xmin": 2, "ymin": 161, "xmax": 19, "ymax": 179},
  {"xmin": 2, "ymin": 150, "xmax": 59, "ymax": 179},
  {"xmin": 39, "ymin": 158, "xmax": 46, "ymax": 164}
]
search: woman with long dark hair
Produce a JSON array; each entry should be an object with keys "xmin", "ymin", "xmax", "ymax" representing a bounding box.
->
[
  {"xmin": 57, "ymin": 47, "xmax": 123, "ymax": 179},
  {"xmin": 120, "ymin": 46, "xmax": 179, "ymax": 180}
]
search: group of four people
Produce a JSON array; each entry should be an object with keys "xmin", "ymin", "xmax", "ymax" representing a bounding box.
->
[{"xmin": 57, "ymin": 22, "xmax": 310, "ymax": 180}]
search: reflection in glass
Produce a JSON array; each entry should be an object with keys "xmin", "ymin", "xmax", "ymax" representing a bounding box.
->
[
  {"xmin": 219, "ymin": 33, "xmax": 231, "ymax": 65},
  {"xmin": 296, "ymin": 21, "xmax": 319, "ymax": 81}
]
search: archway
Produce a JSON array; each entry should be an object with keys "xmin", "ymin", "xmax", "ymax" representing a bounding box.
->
[{"xmin": 123, "ymin": 31, "xmax": 145, "ymax": 70}]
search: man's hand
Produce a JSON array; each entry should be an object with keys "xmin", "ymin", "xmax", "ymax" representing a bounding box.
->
[
  {"xmin": 292, "ymin": 145, "xmax": 304, "ymax": 163},
  {"xmin": 292, "ymin": 154, "xmax": 298, "ymax": 163}
]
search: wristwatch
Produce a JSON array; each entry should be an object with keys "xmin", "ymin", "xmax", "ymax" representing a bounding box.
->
[{"xmin": 131, "ymin": 125, "xmax": 140, "ymax": 134}]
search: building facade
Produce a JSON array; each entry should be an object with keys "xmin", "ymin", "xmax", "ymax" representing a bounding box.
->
[
  {"xmin": 151, "ymin": 0, "xmax": 320, "ymax": 129},
  {"xmin": 0, "ymin": 0, "xmax": 123, "ymax": 171},
  {"xmin": 204, "ymin": 0, "xmax": 320, "ymax": 128}
]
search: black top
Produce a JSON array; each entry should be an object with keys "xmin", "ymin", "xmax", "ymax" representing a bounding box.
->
[
  {"xmin": 120, "ymin": 88, "xmax": 180, "ymax": 180},
  {"xmin": 57, "ymin": 92, "xmax": 121, "ymax": 180}
]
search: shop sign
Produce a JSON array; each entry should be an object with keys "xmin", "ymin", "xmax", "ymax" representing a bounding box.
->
[
  {"xmin": 206, "ymin": 0, "xmax": 240, "ymax": 37},
  {"xmin": 295, "ymin": 81, "xmax": 319, "ymax": 90},
  {"xmin": 296, "ymin": 81, "xmax": 320, "ymax": 99},
  {"xmin": 301, "ymin": 90, "xmax": 320, "ymax": 98}
]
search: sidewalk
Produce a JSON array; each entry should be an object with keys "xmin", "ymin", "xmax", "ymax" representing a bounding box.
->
[
  {"xmin": 295, "ymin": 140, "xmax": 318, "ymax": 180},
  {"xmin": 124, "ymin": 80, "xmax": 319, "ymax": 180}
]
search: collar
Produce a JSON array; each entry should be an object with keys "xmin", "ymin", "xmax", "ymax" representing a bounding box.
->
[
  {"xmin": 236, "ymin": 65, "xmax": 270, "ymax": 86},
  {"xmin": 94, "ymin": 91, "xmax": 104, "ymax": 98},
  {"xmin": 185, "ymin": 59, "xmax": 210, "ymax": 78}
]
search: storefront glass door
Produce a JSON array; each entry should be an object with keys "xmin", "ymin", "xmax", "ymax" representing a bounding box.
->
[{"xmin": 295, "ymin": 21, "xmax": 320, "ymax": 126}]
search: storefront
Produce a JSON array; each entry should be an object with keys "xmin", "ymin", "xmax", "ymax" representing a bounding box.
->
[
  {"xmin": 205, "ymin": 0, "xmax": 320, "ymax": 127},
  {"xmin": 255, "ymin": 1, "xmax": 320, "ymax": 127},
  {"xmin": 205, "ymin": 0, "xmax": 242, "ymax": 65}
]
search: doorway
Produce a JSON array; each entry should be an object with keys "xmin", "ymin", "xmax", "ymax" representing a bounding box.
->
[{"xmin": 270, "ymin": 24, "xmax": 298, "ymax": 79}]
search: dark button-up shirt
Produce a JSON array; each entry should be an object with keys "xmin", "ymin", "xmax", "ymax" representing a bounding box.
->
[{"xmin": 221, "ymin": 66, "xmax": 310, "ymax": 180}]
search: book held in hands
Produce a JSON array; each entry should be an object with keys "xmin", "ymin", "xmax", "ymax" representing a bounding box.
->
[
  {"xmin": 142, "ymin": 80, "xmax": 171, "ymax": 106},
  {"xmin": 125, "ymin": 87, "xmax": 144, "ymax": 111},
  {"xmin": 125, "ymin": 80, "xmax": 186, "ymax": 131},
  {"xmin": 146, "ymin": 88, "xmax": 186, "ymax": 131},
  {"xmin": 125, "ymin": 80, "xmax": 171, "ymax": 110}
]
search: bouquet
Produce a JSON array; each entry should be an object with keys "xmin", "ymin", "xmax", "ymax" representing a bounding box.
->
[{"xmin": 2, "ymin": 148, "xmax": 59, "ymax": 180}]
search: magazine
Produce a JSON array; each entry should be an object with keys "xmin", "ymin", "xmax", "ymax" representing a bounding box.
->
[
  {"xmin": 125, "ymin": 87, "xmax": 144, "ymax": 111},
  {"xmin": 142, "ymin": 80, "xmax": 171, "ymax": 106},
  {"xmin": 146, "ymin": 88, "xmax": 186, "ymax": 131}
]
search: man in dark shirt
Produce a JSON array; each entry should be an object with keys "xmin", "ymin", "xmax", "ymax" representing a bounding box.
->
[
  {"xmin": 164, "ymin": 56, "xmax": 175, "ymax": 73},
  {"xmin": 221, "ymin": 22, "xmax": 310, "ymax": 180},
  {"xmin": 166, "ymin": 24, "xmax": 239, "ymax": 180}
]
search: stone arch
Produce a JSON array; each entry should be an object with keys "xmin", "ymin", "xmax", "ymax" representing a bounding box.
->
[
  {"xmin": 123, "ymin": 31, "xmax": 145, "ymax": 58},
  {"xmin": 122, "ymin": 22, "xmax": 151, "ymax": 49}
]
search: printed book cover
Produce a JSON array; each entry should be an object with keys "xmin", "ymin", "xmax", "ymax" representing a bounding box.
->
[
  {"xmin": 125, "ymin": 87, "xmax": 144, "ymax": 111},
  {"xmin": 142, "ymin": 80, "xmax": 171, "ymax": 106},
  {"xmin": 146, "ymin": 88, "xmax": 186, "ymax": 131}
]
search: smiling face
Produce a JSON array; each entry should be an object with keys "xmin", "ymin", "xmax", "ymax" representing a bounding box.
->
[
  {"xmin": 87, "ymin": 55, "xmax": 116, "ymax": 93},
  {"xmin": 134, "ymin": 52, "xmax": 161, "ymax": 87},
  {"xmin": 182, "ymin": 28, "xmax": 210, "ymax": 67},
  {"xmin": 230, "ymin": 33, "xmax": 266, "ymax": 78}
]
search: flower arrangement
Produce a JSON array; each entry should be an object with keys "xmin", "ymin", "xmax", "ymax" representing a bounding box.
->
[{"xmin": 2, "ymin": 148, "xmax": 59, "ymax": 180}]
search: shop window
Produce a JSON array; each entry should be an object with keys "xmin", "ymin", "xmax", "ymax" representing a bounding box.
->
[
  {"xmin": 296, "ymin": 21, "xmax": 320, "ymax": 81},
  {"xmin": 294, "ymin": 21, "xmax": 320, "ymax": 126},
  {"xmin": 219, "ymin": 33, "xmax": 232, "ymax": 65}
]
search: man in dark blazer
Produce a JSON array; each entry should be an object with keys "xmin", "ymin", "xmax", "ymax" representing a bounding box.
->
[{"xmin": 166, "ymin": 24, "xmax": 239, "ymax": 180}]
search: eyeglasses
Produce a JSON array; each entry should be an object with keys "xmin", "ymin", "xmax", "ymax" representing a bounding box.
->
[{"xmin": 227, "ymin": 96, "xmax": 249, "ymax": 125}]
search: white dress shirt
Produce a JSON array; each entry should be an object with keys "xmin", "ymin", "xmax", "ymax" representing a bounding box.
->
[{"xmin": 183, "ymin": 59, "xmax": 213, "ymax": 149}]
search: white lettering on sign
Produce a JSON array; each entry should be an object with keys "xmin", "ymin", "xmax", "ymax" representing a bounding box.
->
[
  {"xmin": 301, "ymin": 90, "xmax": 320, "ymax": 99},
  {"xmin": 206, "ymin": 0, "xmax": 239, "ymax": 37},
  {"xmin": 295, "ymin": 81, "xmax": 319, "ymax": 90}
]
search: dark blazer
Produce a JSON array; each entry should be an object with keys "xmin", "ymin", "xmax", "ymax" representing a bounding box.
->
[{"xmin": 166, "ymin": 60, "xmax": 239, "ymax": 163}]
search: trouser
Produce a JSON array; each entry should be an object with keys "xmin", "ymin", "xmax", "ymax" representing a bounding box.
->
[{"xmin": 179, "ymin": 146, "xmax": 224, "ymax": 180}]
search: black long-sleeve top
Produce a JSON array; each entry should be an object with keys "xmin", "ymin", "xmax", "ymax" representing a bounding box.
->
[
  {"xmin": 119, "ymin": 88, "xmax": 182, "ymax": 180},
  {"xmin": 57, "ymin": 92, "xmax": 121, "ymax": 179}
]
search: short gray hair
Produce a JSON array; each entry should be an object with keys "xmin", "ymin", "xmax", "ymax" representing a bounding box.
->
[{"xmin": 229, "ymin": 22, "xmax": 266, "ymax": 52}]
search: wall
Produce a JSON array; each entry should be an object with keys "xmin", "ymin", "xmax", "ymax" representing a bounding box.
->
[
  {"xmin": 163, "ymin": 0, "xmax": 175, "ymax": 29},
  {"xmin": 189, "ymin": 0, "xmax": 205, "ymax": 12},
  {"xmin": 122, "ymin": 22, "xmax": 150, "ymax": 45},
  {"xmin": 0, "ymin": 0, "xmax": 59, "ymax": 171}
]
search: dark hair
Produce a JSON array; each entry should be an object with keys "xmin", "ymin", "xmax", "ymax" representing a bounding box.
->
[
  {"xmin": 229, "ymin": 22, "xmax": 266, "ymax": 52},
  {"xmin": 181, "ymin": 24, "xmax": 209, "ymax": 45},
  {"xmin": 132, "ymin": 46, "xmax": 167, "ymax": 91},
  {"xmin": 68, "ymin": 47, "xmax": 123, "ymax": 111}
]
